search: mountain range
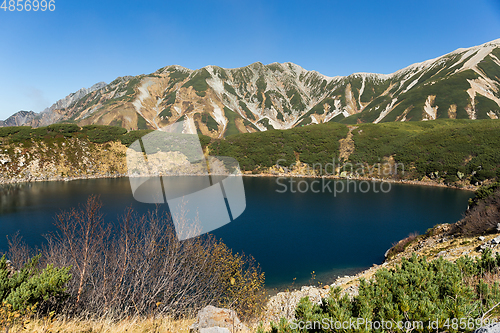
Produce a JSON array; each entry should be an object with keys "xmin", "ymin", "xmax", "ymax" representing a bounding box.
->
[{"xmin": 2, "ymin": 39, "xmax": 500, "ymax": 137}]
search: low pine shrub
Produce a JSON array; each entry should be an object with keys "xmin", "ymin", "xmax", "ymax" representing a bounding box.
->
[
  {"xmin": 82, "ymin": 125, "xmax": 127, "ymax": 143},
  {"xmin": 0, "ymin": 255, "xmax": 71, "ymax": 314}
]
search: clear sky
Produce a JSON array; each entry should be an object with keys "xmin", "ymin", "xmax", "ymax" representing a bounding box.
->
[{"xmin": 1, "ymin": 0, "xmax": 499, "ymax": 120}]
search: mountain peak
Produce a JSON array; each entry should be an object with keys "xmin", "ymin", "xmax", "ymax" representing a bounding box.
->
[{"xmin": 3, "ymin": 38, "xmax": 500, "ymax": 134}]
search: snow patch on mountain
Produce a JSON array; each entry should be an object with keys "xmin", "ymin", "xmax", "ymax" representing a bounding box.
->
[
  {"xmin": 206, "ymin": 66, "xmax": 225, "ymax": 97},
  {"xmin": 423, "ymin": 95, "xmax": 438, "ymax": 120},
  {"xmin": 211, "ymin": 100, "xmax": 227, "ymax": 136},
  {"xmin": 460, "ymin": 45, "xmax": 496, "ymax": 72},
  {"xmin": 182, "ymin": 115, "xmax": 197, "ymax": 134},
  {"xmin": 487, "ymin": 111, "xmax": 498, "ymax": 119},
  {"xmin": 467, "ymin": 78, "xmax": 500, "ymax": 108},
  {"xmin": 132, "ymin": 79, "xmax": 153, "ymax": 114},
  {"xmin": 374, "ymin": 98, "xmax": 398, "ymax": 123}
]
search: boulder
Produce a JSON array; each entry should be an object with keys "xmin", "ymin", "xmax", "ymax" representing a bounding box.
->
[{"xmin": 190, "ymin": 305, "xmax": 249, "ymax": 333}]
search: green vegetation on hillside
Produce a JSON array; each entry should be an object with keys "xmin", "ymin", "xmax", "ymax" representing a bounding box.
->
[
  {"xmin": 224, "ymin": 107, "xmax": 243, "ymax": 137},
  {"xmin": 209, "ymin": 122, "xmax": 348, "ymax": 172},
  {"xmin": 348, "ymin": 119, "xmax": 500, "ymax": 185},
  {"xmin": 2, "ymin": 119, "xmax": 500, "ymax": 186},
  {"xmin": 81, "ymin": 125, "xmax": 128, "ymax": 144},
  {"xmin": 0, "ymin": 124, "xmax": 216, "ymax": 153},
  {"xmin": 200, "ymin": 113, "xmax": 219, "ymax": 132},
  {"xmin": 182, "ymin": 68, "xmax": 211, "ymax": 92},
  {"xmin": 224, "ymin": 82, "xmax": 237, "ymax": 96}
]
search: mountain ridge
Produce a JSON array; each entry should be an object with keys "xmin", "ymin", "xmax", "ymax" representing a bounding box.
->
[{"xmin": 2, "ymin": 38, "xmax": 500, "ymax": 136}]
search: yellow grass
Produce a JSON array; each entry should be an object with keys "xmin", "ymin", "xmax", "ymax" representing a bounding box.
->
[{"xmin": 7, "ymin": 316, "xmax": 195, "ymax": 333}]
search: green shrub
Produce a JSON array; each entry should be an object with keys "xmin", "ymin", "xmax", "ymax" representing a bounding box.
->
[
  {"xmin": 120, "ymin": 129, "xmax": 154, "ymax": 147},
  {"xmin": 0, "ymin": 126, "xmax": 31, "ymax": 138},
  {"xmin": 82, "ymin": 125, "xmax": 127, "ymax": 143},
  {"xmin": 349, "ymin": 119, "xmax": 500, "ymax": 184},
  {"xmin": 46, "ymin": 124, "xmax": 80, "ymax": 134},
  {"xmin": 182, "ymin": 68, "xmax": 211, "ymax": 92},
  {"xmin": 0, "ymin": 255, "xmax": 71, "ymax": 312},
  {"xmin": 9, "ymin": 127, "xmax": 32, "ymax": 143},
  {"xmin": 475, "ymin": 182, "xmax": 500, "ymax": 202},
  {"xmin": 209, "ymin": 122, "xmax": 348, "ymax": 173}
]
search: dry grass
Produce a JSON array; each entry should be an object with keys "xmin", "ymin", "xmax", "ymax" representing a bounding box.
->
[
  {"xmin": 385, "ymin": 231, "xmax": 420, "ymax": 259},
  {"xmin": 11, "ymin": 316, "xmax": 195, "ymax": 333}
]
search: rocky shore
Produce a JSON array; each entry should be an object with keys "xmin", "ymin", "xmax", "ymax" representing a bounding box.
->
[{"xmin": 0, "ymin": 138, "xmax": 128, "ymax": 185}]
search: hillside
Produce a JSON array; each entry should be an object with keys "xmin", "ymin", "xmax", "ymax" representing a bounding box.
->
[
  {"xmin": 2, "ymin": 39, "xmax": 500, "ymax": 137},
  {"xmin": 209, "ymin": 119, "xmax": 500, "ymax": 188},
  {"xmin": 1, "ymin": 120, "xmax": 500, "ymax": 189},
  {"xmin": 0, "ymin": 124, "xmax": 148, "ymax": 184}
]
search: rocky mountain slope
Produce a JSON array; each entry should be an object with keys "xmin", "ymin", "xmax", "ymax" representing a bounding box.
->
[
  {"xmin": 3, "ymin": 39, "xmax": 500, "ymax": 137},
  {"xmin": 0, "ymin": 110, "xmax": 37, "ymax": 127}
]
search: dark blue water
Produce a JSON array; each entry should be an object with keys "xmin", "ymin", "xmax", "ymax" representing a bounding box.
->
[{"xmin": 0, "ymin": 177, "xmax": 474, "ymax": 288}]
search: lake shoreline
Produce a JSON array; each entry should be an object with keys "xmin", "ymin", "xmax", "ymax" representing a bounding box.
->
[
  {"xmin": 0, "ymin": 171, "xmax": 478, "ymax": 192},
  {"xmin": 243, "ymin": 172, "xmax": 478, "ymax": 192}
]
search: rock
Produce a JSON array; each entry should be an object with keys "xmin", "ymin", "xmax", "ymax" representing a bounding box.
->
[
  {"xmin": 4, "ymin": 260, "xmax": 17, "ymax": 277},
  {"xmin": 474, "ymin": 323, "xmax": 500, "ymax": 333},
  {"xmin": 264, "ymin": 285, "xmax": 329, "ymax": 324},
  {"xmin": 200, "ymin": 328, "xmax": 230, "ymax": 333},
  {"xmin": 492, "ymin": 236, "xmax": 500, "ymax": 244},
  {"xmin": 479, "ymin": 236, "xmax": 486, "ymax": 241},
  {"xmin": 190, "ymin": 305, "xmax": 249, "ymax": 333}
]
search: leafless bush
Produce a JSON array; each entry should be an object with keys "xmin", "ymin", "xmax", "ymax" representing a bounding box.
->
[
  {"xmin": 4, "ymin": 232, "xmax": 33, "ymax": 270},
  {"xmin": 454, "ymin": 189, "xmax": 500, "ymax": 236},
  {"xmin": 40, "ymin": 195, "xmax": 265, "ymax": 320},
  {"xmin": 386, "ymin": 232, "xmax": 419, "ymax": 259}
]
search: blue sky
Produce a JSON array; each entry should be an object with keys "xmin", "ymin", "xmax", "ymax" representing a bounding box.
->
[{"xmin": 1, "ymin": 0, "xmax": 499, "ymax": 119}]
